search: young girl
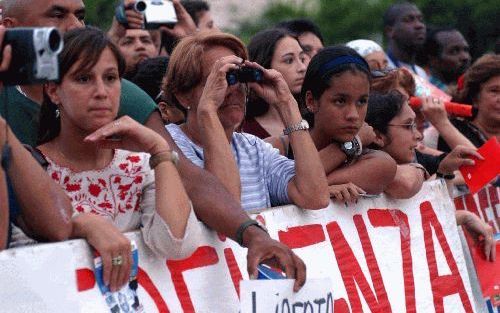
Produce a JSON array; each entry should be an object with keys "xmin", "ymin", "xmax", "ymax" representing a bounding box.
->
[
  {"xmin": 243, "ymin": 28, "xmax": 308, "ymax": 138},
  {"xmin": 366, "ymin": 91, "xmax": 495, "ymax": 261},
  {"xmin": 37, "ymin": 27, "xmax": 200, "ymax": 291},
  {"xmin": 268, "ymin": 45, "xmax": 397, "ymax": 201}
]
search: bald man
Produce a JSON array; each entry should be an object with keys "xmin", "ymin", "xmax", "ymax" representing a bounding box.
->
[{"xmin": 0, "ymin": 0, "xmax": 307, "ymax": 285}]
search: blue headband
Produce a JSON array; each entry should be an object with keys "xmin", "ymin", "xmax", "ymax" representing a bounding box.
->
[{"xmin": 318, "ymin": 55, "xmax": 369, "ymax": 77}]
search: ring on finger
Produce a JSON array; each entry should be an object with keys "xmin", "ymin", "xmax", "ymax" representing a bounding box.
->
[
  {"xmin": 111, "ymin": 255, "xmax": 123, "ymax": 266},
  {"xmin": 113, "ymin": 121, "xmax": 121, "ymax": 127}
]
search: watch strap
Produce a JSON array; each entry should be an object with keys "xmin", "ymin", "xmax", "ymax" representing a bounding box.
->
[
  {"xmin": 283, "ymin": 119, "xmax": 309, "ymax": 136},
  {"xmin": 236, "ymin": 219, "xmax": 268, "ymax": 246},
  {"xmin": 149, "ymin": 150, "xmax": 178, "ymax": 169},
  {"xmin": 436, "ymin": 171, "xmax": 455, "ymax": 180}
]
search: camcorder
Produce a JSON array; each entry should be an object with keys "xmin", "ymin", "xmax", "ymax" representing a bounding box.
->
[
  {"xmin": 116, "ymin": 0, "xmax": 177, "ymax": 29},
  {"xmin": 0, "ymin": 27, "xmax": 63, "ymax": 86},
  {"xmin": 226, "ymin": 67, "xmax": 264, "ymax": 86}
]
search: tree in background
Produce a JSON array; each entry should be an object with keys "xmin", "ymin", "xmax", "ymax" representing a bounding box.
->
[
  {"xmin": 84, "ymin": 0, "xmax": 116, "ymax": 30},
  {"xmin": 235, "ymin": 0, "xmax": 499, "ymax": 59},
  {"xmin": 82, "ymin": 0, "xmax": 498, "ymax": 59}
]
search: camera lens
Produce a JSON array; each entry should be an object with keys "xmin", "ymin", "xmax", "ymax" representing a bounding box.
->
[
  {"xmin": 48, "ymin": 29, "xmax": 62, "ymax": 53},
  {"xmin": 135, "ymin": 1, "xmax": 147, "ymax": 12}
]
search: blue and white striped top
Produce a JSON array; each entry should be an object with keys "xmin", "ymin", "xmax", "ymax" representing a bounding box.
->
[{"xmin": 167, "ymin": 124, "xmax": 295, "ymax": 211}]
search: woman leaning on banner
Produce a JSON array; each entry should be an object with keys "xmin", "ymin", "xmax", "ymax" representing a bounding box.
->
[
  {"xmin": 266, "ymin": 45, "xmax": 397, "ymax": 202},
  {"xmin": 365, "ymin": 91, "xmax": 495, "ymax": 261},
  {"xmin": 36, "ymin": 27, "xmax": 201, "ymax": 291}
]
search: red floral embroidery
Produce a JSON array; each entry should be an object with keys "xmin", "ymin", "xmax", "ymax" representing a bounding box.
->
[
  {"xmin": 88, "ymin": 184, "xmax": 102, "ymax": 197},
  {"xmin": 47, "ymin": 151, "xmax": 147, "ymax": 224},
  {"xmin": 98, "ymin": 179, "xmax": 107, "ymax": 188},
  {"xmin": 66, "ymin": 184, "xmax": 81, "ymax": 192},
  {"xmin": 127, "ymin": 155, "xmax": 141, "ymax": 163}
]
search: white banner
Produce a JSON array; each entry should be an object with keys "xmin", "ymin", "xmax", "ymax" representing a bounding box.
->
[{"xmin": 0, "ymin": 180, "xmax": 480, "ymax": 312}]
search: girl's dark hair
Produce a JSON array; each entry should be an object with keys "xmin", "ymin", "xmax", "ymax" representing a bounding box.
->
[
  {"xmin": 38, "ymin": 27, "xmax": 126, "ymax": 145},
  {"xmin": 365, "ymin": 90, "xmax": 406, "ymax": 135},
  {"xmin": 300, "ymin": 45, "xmax": 371, "ymax": 127},
  {"xmin": 246, "ymin": 28, "xmax": 297, "ymax": 118}
]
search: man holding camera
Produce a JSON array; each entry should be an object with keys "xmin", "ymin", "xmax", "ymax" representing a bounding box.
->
[
  {"xmin": 0, "ymin": 0, "xmax": 307, "ymax": 288},
  {"xmin": 0, "ymin": 24, "xmax": 73, "ymax": 249}
]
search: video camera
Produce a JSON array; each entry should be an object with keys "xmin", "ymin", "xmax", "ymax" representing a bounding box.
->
[
  {"xmin": 226, "ymin": 67, "xmax": 264, "ymax": 86},
  {"xmin": 116, "ymin": 0, "xmax": 177, "ymax": 29},
  {"xmin": 0, "ymin": 27, "xmax": 63, "ymax": 85}
]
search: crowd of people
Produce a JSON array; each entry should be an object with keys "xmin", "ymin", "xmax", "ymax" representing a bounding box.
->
[{"xmin": 0, "ymin": 0, "xmax": 498, "ymax": 296}]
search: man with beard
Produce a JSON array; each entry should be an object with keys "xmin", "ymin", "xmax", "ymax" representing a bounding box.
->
[
  {"xmin": 425, "ymin": 27, "xmax": 471, "ymax": 94},
  {"xmin": 383, "ymin": 2, "xmax": 428, "ymax": 79}
]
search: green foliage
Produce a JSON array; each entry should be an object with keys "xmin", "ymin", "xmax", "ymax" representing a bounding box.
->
[
  {"xmin": 235, "ymin": 0, "xmax": 499, "ymax": 58},
  {"xmin": 83, "ymin": 0, "xmax": 117, "ymax": 30}
]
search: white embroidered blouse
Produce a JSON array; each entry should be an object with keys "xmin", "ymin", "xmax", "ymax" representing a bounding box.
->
[{"xmin": 45, "ymin": 149, "xmax": 200, "ymax": 259}]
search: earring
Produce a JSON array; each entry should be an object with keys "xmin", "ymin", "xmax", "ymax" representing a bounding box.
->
[
  {"xmin": 186, "ymin": 106, "xmax": 191, "ymax": 110},
  {"xmin": 55, "ymin": 109, "xmax": 60, "ymax": 118}
]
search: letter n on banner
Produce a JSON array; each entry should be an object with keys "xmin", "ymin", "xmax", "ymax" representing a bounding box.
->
[
  {"xmin": 420, "ymin": 201, "xmax": 473, "ymax": 313},
  {"xmin": 326, "ymin": 216, "xmax": 391, "ymax": 313}
]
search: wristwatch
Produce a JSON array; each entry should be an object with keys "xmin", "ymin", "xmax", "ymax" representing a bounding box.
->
[
  {"xmin": 339, "ymin": 136, "xmax": 361, "ymax": 162},
  {"xmin": 283, "ymin": 119, "xmax": 309, "ymax": 135},
  {"xmin": 149, "ymin": 150, "xmax": 179, "ymax": 169}
]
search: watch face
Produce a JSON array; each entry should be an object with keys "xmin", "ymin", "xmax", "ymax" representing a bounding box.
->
[{"xmin": 344, "ymin": 142, "xmax": 353, "ymax": 150}]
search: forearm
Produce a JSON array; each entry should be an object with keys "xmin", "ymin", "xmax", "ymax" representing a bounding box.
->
[
  {"xmin": 107, "ymin": 20, "xmax": 124, "ymax": 45},
  {"xmin": 327, "ymin": 150, "xmax": 397, "ymax": 194},
  {"xmin": 319, "ymin": 144, "xmax": 347, "ymax": 174},
  {"xmin": 433, "ymin": 121, "xmax": 474, "ymax": 150},
  {"xmin": 0, "ymin": 168, "xmax": 8, "ymax": 249},
  {"xmin": 198, "ymin": 109, "xmax": 241, "ymax": 200},
  {"xmin": 6, "ymin": 132, "xmax": 72, "ymax": 241},
  {"xmin": 145, "ymin": 112, "xmax": 251, "ymax": 240},
  {"xmin": 279, "ymin": 102, "xmax": 329, "ymax": 208},
  {"xmin": 71, "ymin": 213, "xmax": 96, "ymax": 239},
  {"xmin": 153, "ymin": 161, "xmax": 192, "ymax": 238},
  {"xmin": 288, "ymin": 130, "xmax": 329, "ymax": 208},
  {"xmin": 384, "ymin": 164, "xmax": 425, "ymax": 199},
  {"xmin": 455, "ymin": 210, "xmax": 469, "ymax": 225}
]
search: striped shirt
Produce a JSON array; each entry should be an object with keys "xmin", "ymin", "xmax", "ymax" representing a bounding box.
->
[{"xmin": 167, "ymin": 124, "xmax": 295, "ymax": 211}]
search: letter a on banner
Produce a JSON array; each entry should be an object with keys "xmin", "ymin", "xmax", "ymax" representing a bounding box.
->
[{"xmin": 420, "ymin": 201, "xmax": 474, "ymax": 313}]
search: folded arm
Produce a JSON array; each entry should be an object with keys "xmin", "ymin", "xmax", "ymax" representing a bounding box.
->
[{"xmin": 384, "ymin": 164, "xmax": 426, "ymax": 199}]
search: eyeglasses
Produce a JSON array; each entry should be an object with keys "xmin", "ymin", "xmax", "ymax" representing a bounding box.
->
[
  {"xmin": 371, "ymin": 68, "xmax": 397, "ymax": 78},
  {"xmin": 388, "ymin": 121, "xmax": 418, "ymax": 132}
]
